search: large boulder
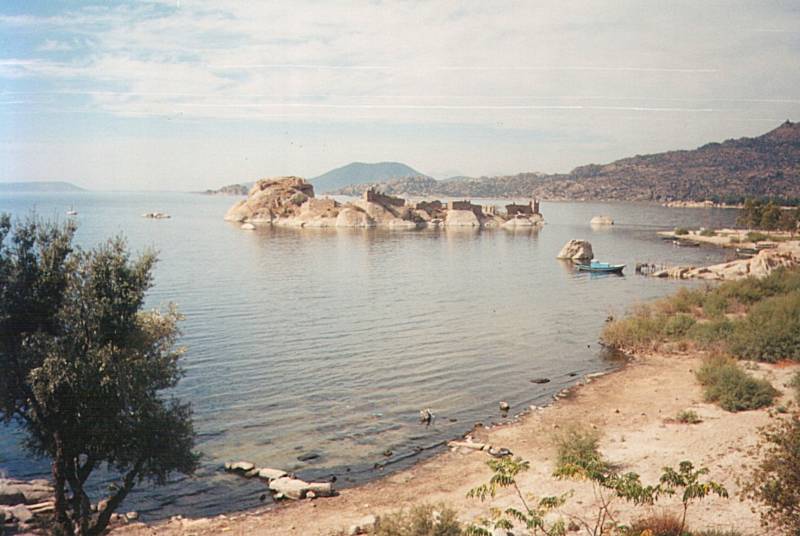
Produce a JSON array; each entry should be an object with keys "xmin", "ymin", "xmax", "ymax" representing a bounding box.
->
[
  {"xmin": 0, "ymin": 482, "xmax": 25, "ymax": 506},
  {"xmin": 336, "ymin": 207, "xmax": 374, "ymax": 228},
  {"xmin": 749, "ymin": 249, "xmax": 799, "ymax": 278},
  {"xmin": 557, "ymin": 239, "xmax": 594, "ymax": 261},
  {"xmin": 444, "ymin": 209, "xmax": 480, "ymax": 227},
  {"xmin": 224, "ymin": 177, "xmax": 314, "ymax": 223}
]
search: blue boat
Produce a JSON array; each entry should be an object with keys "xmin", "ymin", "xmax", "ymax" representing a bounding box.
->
[{"xmin": 576, "ymin": 260, "xmax": 626, "ymax": 274}]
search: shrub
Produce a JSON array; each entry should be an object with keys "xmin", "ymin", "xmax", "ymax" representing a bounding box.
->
[
  {"xmin": 692, "ymin": 531, "xmax": 745, "ymax": 536},
  {"xmin": 553, "ymin": 425, "xmax": 608, "ymax": 473},
  {"xmin": 699, "ymin": 228, "xmax": 717, "ymax": 237},
  {"xmin": 676, "ymin": 410, "xmax": 702, "ymax": 424},
  {"xmin": 374, "ymin": 503, "xmax": 463, "ymax": 536},
  {"xmin": 686, "ymin": 319, "xmax": 734, "ymax": 348},
  {"xmin": 695, "ymin": 355, "xmax": 778, "ymax": 412},
  {"xmin": 741, "ymin": 416, "xmax": 800, "ymax": 534},
  {"xmin": 627, "ymin": 511, "xmax": 685, "ymax": 536},
  {"xmin": 660, "ymin": 287, "xmax": 704, "ymax": 315},
  {"xmin": 728, "ymin": 291, "xmax": 800, "ymax": 362},
  {"xmin": 746, "ymin": 231, "xmax": 769, "ymax": 242},
  {"xmin": 674, "ymin": 227, "xmax": 690, "ymax": 236},
  {"xmin": 700, "ymin": 292, "xmax": 730, "ymax": 319},
  {"xmin": 664, "ymin": 314, "xmax": 697, "ymax": 338},
  {"xmin": 601, "ymin": 308, "xmax": 665, "ymax": 350},
  {"xmin": 729, "ymin": 236, "xmax": 741, "ymax": 244}
]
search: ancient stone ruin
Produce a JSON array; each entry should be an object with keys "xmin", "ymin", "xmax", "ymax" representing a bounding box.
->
[{"xmin": 225, "ymin": 177, "xmax": 545, "ymax": 230}]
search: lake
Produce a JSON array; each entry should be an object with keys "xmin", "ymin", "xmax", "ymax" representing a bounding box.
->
[{"xmin": 0, "ymin": 191, "xmax": 738, "ymax": 519}]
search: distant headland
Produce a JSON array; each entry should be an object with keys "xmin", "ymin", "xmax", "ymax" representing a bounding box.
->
[
  {"xmin": 224, "ymin": 177, "xmax": 543, "ymax": 230},
  {"xmin": 0, "ymin": 181, "xmax": 86, "ymax": 192}
]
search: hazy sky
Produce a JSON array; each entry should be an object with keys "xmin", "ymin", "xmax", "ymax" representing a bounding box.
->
[{"xmin": 1, "ymin": 1, "xmax": 799, "ymax": 191}]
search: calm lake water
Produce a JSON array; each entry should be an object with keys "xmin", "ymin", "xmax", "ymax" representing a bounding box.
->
[{"xmin": 0, "ymin": 192, "xmax": 738, "ymax": 519}]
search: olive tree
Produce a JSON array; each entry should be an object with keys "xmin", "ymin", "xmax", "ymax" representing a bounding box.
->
[{"xmin": 0, "ymin": 214, "xmax": 198, "ymax": 536}]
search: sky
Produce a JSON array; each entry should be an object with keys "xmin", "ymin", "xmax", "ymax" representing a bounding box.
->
[{"xmin": 1, "ymin": 0, "xmax": 799, "ymax": 191}]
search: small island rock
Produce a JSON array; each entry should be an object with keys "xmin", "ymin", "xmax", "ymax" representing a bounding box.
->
[{"xmin": 557, "ymin": 239, "xmax": 594, "ymax": 261}]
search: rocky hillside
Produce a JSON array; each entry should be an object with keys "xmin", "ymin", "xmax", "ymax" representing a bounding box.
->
[
  {"xmin": 334, "ymin": 121, "xmax": 800, "ymax": 202},
  {"xmin": 310, "ymin": 162, "xmax": 427, "ymax": 193}
]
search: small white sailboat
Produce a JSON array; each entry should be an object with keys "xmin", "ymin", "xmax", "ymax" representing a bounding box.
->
[{"xmin": 66, "ymin": 206, "xmax": 78, "ymax": 216}]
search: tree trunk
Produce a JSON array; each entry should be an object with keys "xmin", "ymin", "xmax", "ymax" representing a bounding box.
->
[
  {"xmin": 52, "ymin": 433, "xmax": 75, "ymax": 536},
  {"xmin": 88, "ymin": 461, "xmax": 142, "ymax": 536}
]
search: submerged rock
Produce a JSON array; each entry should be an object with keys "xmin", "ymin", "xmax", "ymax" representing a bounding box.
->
[{"xmin": 590, "ymin": 215, "xmax": 614, "ymax": 226}]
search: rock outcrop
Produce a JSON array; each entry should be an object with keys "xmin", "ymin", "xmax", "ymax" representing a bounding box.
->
[
  {"xmin": 0, "ymin": 478, "xmax": 54, "ymax": 533},
  {"xmin": 225, "ymin": 177, "xmax": 545, "ymax": 230},
  {"xmin": 652, "ymin": 242, "xmax": 800, "ymax": 280},
  {"xmin": 557, "ymin": 239, "xmax": 594, "ymax": 261}
]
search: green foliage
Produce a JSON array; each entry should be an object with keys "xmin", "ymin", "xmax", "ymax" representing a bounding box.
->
[
  {"xmin": 602, "ymin": 267, "xmax": 800, "ymax": 359},
  {"xmin": 698, "ymin": 228, "xmax": 717, "ymax": 237},
  {"xmin": 658, "ymin": 461, "xmax": 729, "ymax": 535},
  {"xmin": 674, "ymin": 228, "xmax": 690, "ymax": 236},
  {"xmin": 695, "ymin": 356, "xmax": 778, "ymax": 412},
  {"xmin": 553, "ymin": 425, "xmax": 609, "ymax": 476},
  {"xmin": 728, "ymin": 291, "xmax": 800, "ymax": 362},
  {"xmin": 745, "ymin": 231, "xmax": 769, "ymax": 242},
  {"xmin": 0, "ymin": 214, "xmax": 197, "ymax": 536},
  {"xmin": 740, "ymin": 416, "xmax": 800, "ymax": 534},
  {"xmin": 374, "ymin": 503, "xmax": 463, "ymax": 536},
  {"xmin": 664, "ymin": 314, "xmax": 697, "ymax": 338},
  {"xmin": 466, "ymin": 456, "xmax": 567, "ymax": 535},
  {"xmin": 676, "ymin": 410, "xmax": 702, "ymax": 424}
]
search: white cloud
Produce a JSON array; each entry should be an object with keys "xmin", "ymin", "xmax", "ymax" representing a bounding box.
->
[{"xmin": 0, "ymin": 0, "xmax": 799, "ymax": 187}]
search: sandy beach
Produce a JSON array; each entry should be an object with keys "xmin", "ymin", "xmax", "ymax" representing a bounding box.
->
[{"xmin": 111, "ymin": 351, "xmax": 798, "ymax": 535}]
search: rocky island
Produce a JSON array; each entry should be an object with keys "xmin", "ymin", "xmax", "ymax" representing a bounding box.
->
[{"xmin": 224, "ymin": 177, "xmax": 544, "ymax": 229}]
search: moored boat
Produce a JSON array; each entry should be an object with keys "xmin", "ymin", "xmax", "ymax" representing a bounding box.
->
[{"xmin": 576, "ymin": 260, "xmax": 625, "ymax": 274}]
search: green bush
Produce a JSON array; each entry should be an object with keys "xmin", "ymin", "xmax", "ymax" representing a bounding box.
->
[
  {"xmin": 601, "ymin": 308, "xmax": 665, "ymax": 350},
  {"xmin": 676, "ymin": 410, "xmax": 702, "ymax": 424},
  {"xmin": 746, "ymin": 231, "xmax": 769, "ymax": 242},
  {"xmin": 686, "ymin": 319, "xmax": 735, "ymax": 347},
  {"xmin": 699, "ymin": 228, "xmax": 717, "ymax": 237},
  {"xmin": 374, "ymin": 503, "xmax": 463, "ymax": 536},
  {"xmin": 696, "ymin": 355, "xmax": 778, "ymax": 412},
  {"xmin": 664, "ymin": 314, "xmax": 697, "ymax": 338},
  {"xmin": 674, "ymin": 227, "xmax": 690, "ymax": 236},
  {"xmin": 729, "ymin": 291, "xmax": 800, "ymax": 362},
  {"xmin": 553, "ymin": 425, "xmax": 608, "ymax": 473},
  {"xmin": 660, "ymin": 287, "xmax": 704, "ymax": 315}
]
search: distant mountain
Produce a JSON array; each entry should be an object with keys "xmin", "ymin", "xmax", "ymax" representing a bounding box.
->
[
  {"xmin": 0, "ymin": 181, "xmax": 85, "ymax": 192},
  {"xmin": 333, "ymin": 121, "xmax": 800, "ymax": 202},
  {"xmin": 310, "ymin": 162, "xmax": 428, "ymax": 193}
]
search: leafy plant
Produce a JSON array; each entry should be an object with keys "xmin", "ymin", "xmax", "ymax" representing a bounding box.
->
[
  {"xmin": 466, "ymin": 456, "xmax": 567, "ymax": 535},
  {"xmin": 695, "ymin": 355, "xmax": 778, "ymax": 412},
  {"xmin": 745, "ymin": 231, "xmax": 769, "ymax": 243},
  {"xmin": 674, "ymin": 228, "xmax": 690, "ymax": 236},
  {"xmin": 699, "ymin": 229, "xmax": 717, "ymax": 237},
  {"xmin": 659, "ymin": 461, "xmax": 728, "ymax": 534}
]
